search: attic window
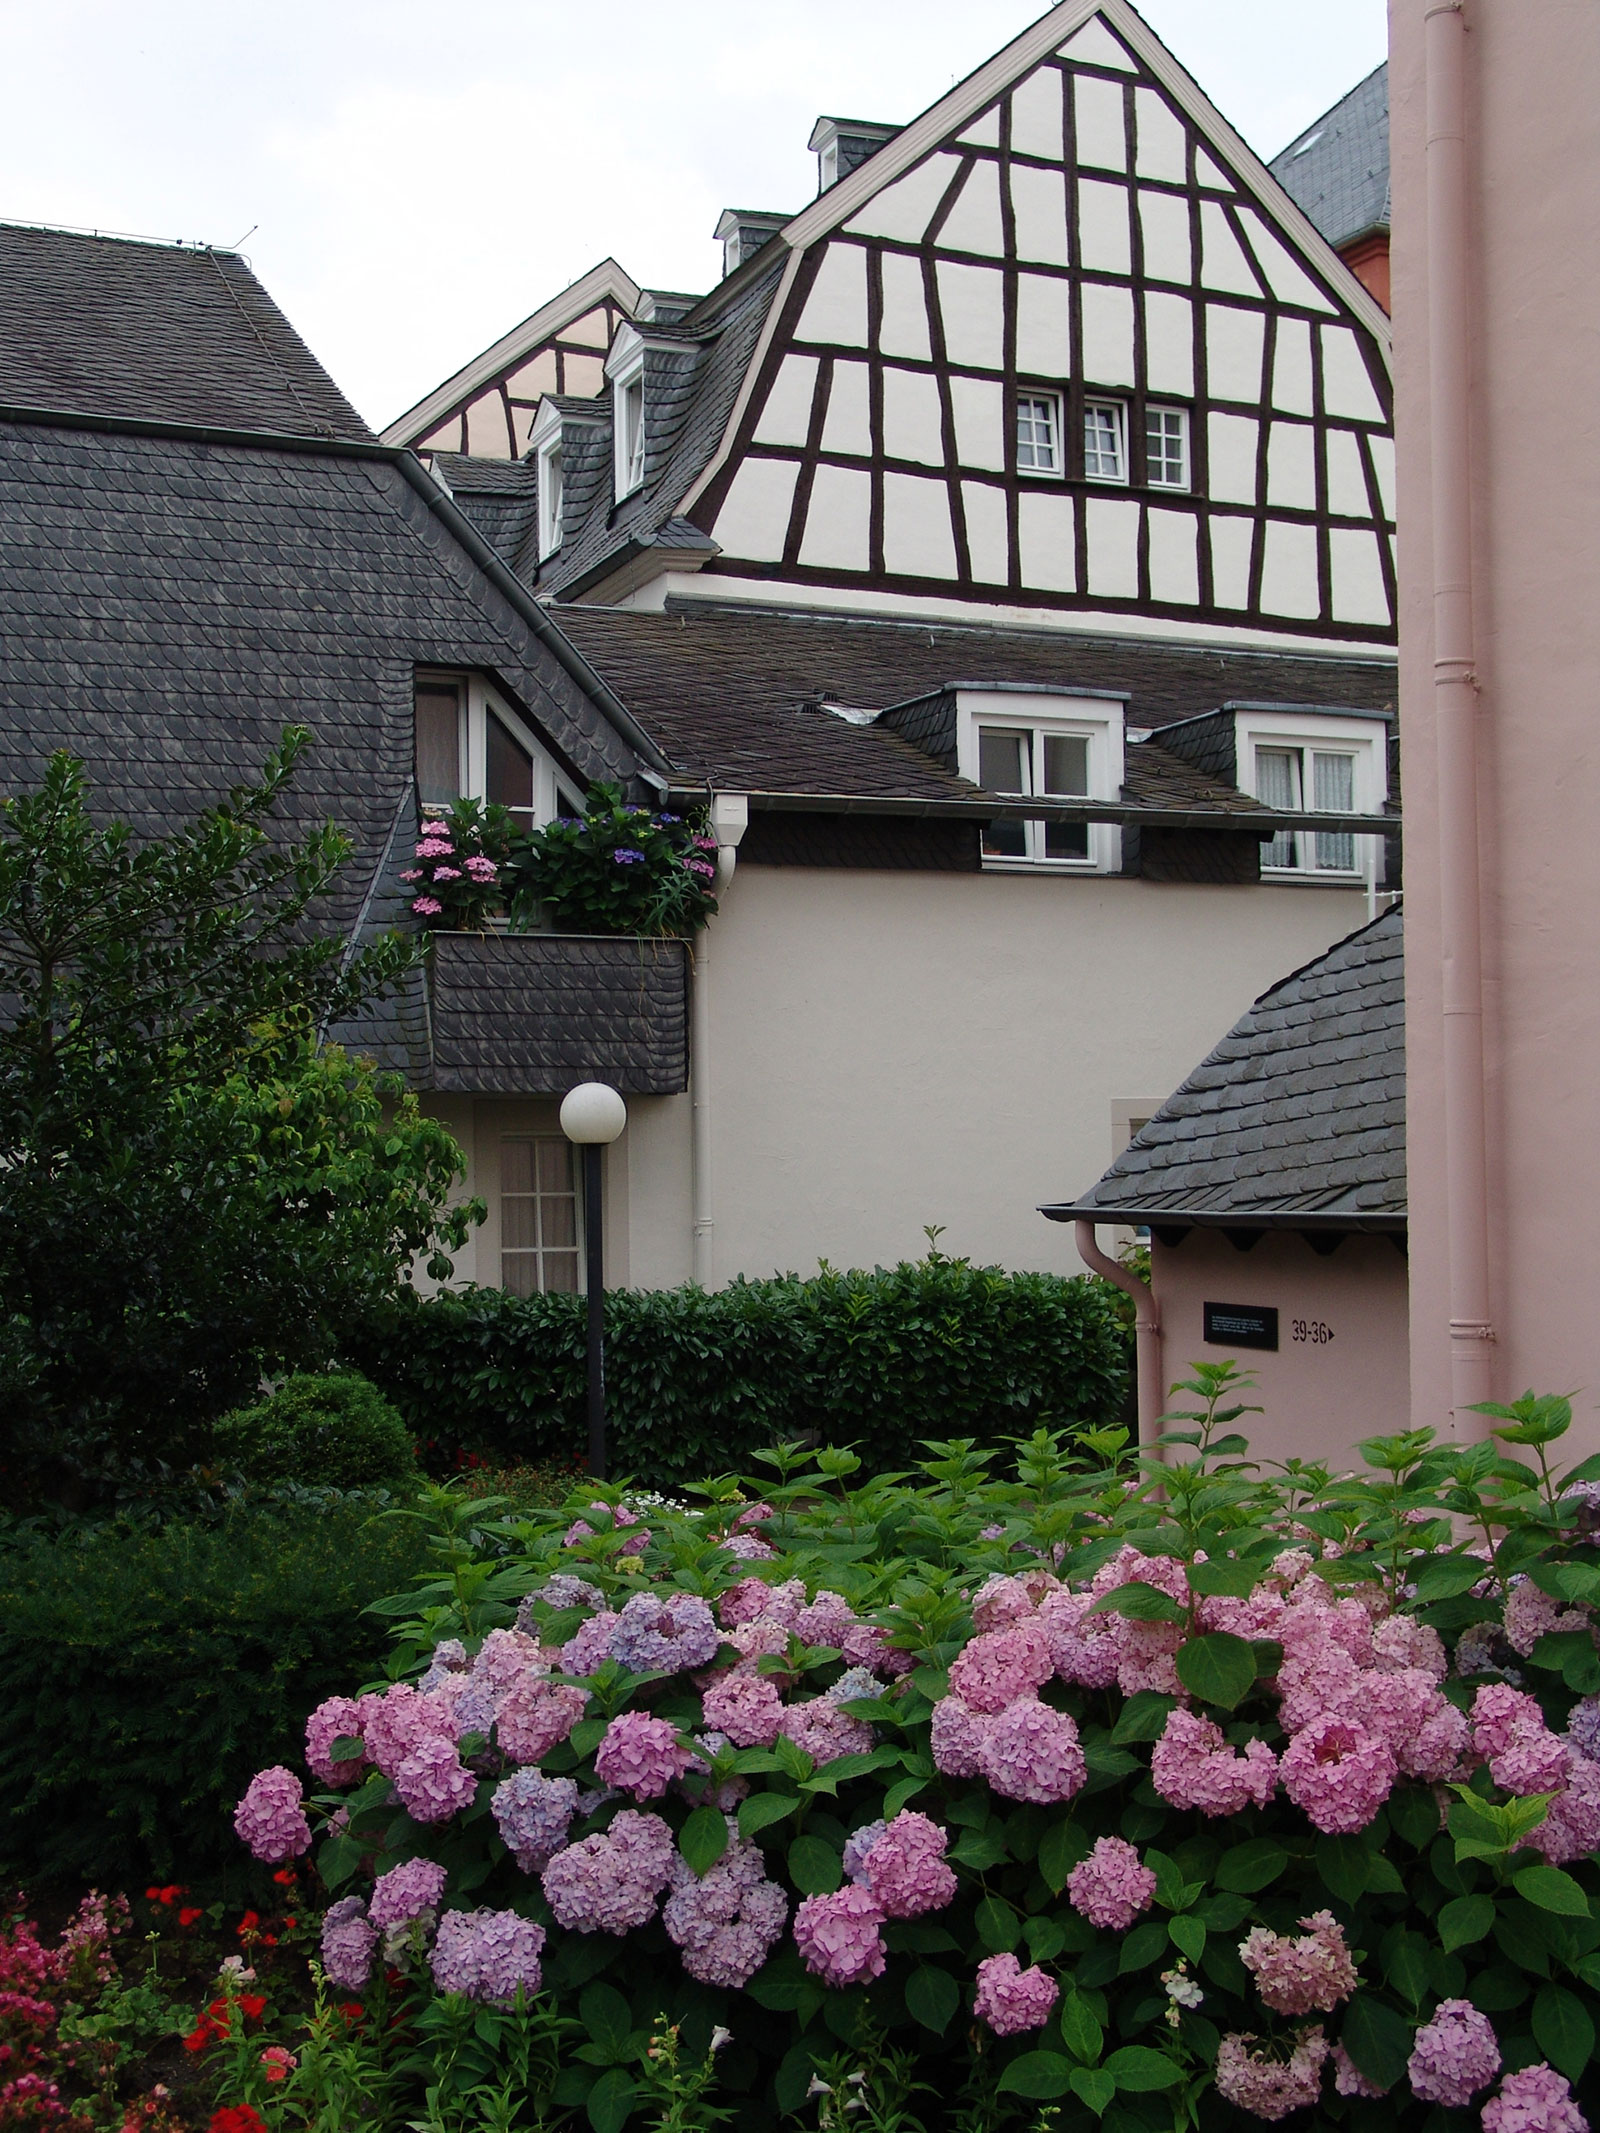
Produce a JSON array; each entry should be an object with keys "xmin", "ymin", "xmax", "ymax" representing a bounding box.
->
[
  {"xmin": 1234, "ymin": 707, "xmax": 1389, "ymax": 888},
  {"xmin": 1016, "ymin": 393, "xmax": 1063, "ymax": 477},
  {"xmin": 616, "ymin": 374, "xmax": 645, "ymax": 498},
  {"xmin": 956, "ymin": 690, "xmax": 1126, "ymax": 875},
  {"xmin": 537, "ymin": 439, "xmax": 564, "ymax": 560}
]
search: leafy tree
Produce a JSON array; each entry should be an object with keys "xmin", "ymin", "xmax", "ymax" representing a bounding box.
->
[{"xmin": 0, "ymin": 730, "xmax": 477, "ymax": 1496}]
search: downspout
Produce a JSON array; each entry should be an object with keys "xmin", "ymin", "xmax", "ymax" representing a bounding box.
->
[
  {"xmin": 1075, "ymin": 1221, "xmax": 1164, "ymax": 1449},
  {"xmin": 1425, "ymin": 0, "xmax": 1495, "ymax": 1416},
  {"xmin": 691, "ymin": 794, "xmax": 748, "ymax": 1286}
]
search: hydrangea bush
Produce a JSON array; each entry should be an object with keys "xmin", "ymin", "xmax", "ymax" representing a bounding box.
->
[{"xmin": 235, "ymin": 1370, "xmax": 1600, "ymax": 2132}]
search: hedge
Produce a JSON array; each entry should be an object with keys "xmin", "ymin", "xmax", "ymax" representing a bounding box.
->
[
  {"xmin": 0, "ymin": 1500, "xmax": 430, "ymax": 1888},
  {"xmin": 345, "ymin": 1257, "xmax": 1131, "ymax": 1486}
]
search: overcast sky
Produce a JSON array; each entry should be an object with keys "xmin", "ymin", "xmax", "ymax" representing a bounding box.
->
[{"xmin": 0, "ymin": 1, "xmax": 1386, "ymax": 430}]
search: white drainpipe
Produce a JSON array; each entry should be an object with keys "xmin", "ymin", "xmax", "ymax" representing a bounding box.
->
[{"xmin": 692, "ymin": 793, "xmax": 748, "ymax": 1286}]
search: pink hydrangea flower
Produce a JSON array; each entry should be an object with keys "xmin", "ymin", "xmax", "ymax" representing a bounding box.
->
[
  {"xmin": 972, "ymin": 1572, "xmax": 1058, "ymax": 1631},
  {"xmin": 395, "ymin": 1736, "xmax": 479, "ymax": 1824},
  {"xmin": 360, "ymin": 1684, "xmax": 456, "ymax": 1779},
  {"xmin": 1039, "ymin": 1590, "xmax": 1121, "ymax": 1690},
  {"xmin": 778, "ymin": 1697, "xmax": 873, "ymax": 1766},
  {"xmin": 1215, "ymin": 2029, "xmax": 1328, "ymax": 2121},
  {"xmin": 491, "ymin": 1772, "xmax": 579, "ymax": 1871},
  {"xmin": 846, "ymin": 1812, "xmax": 957, "ymax": 1918},
  {"xmin": 305, "ymin": 1696, "xmax": 369, "ymax": 1787},
  {"xmin": 541, "ymin": 1810, "xmax": 676, "ymax": 1934},
  {"xmin": 701, "ymin": 1671, "xmax": 784, "ymax": 1748},
  {"xmin": 1530, "ymin": 1755, "xmax": 1600, "ymax": 1864},
  {"xmin": 718, "ymin": 1577, "xmax": 805, "ymax": 1630},
  {"xmin": 320, "ymin": 1897, "xmax": 376, "ymax": 1990},
  {"xmin": 369, "ymin": 1857, "xmax": 448, "ymax": 1930},
  {"xmin": 1370, "ymin": 1612, "xmax": 1448, "ymax": 1678},
  {"xmin": 1278, "ymin": 1592, "xmax": 1374, "ymax": 1669},
  {"xmin": 1331, "ymin": 2043, "xmax": 1388, "ymax": 2099},
  {"xmin": 721, "ymin": 1532, "xmax": 776, "ymax": 1561},
  {"xmin": 930, "ymin": 1694, "xmax": 991, "ymax": 1779},
  {"xmin": 234, "ymin": 1768, "xmax": 312, "ymax": 1862},
  {"xmin": 947, "ymin": 1621, "xmax": 1055, "ymax": 1713},
  {"xmin": 1065, "ymin": 1836, "xmax": 1157, "ymax": 1932},
  {"xmin": 1090, "ymin": 1544, "xmax": 1190, "ymax": 1607},
  {"xmin": 793, "ymin": 1885, "xmax": 886, "ymax": 1988},
  {"xmin": 464, "ymin": 855, "xmax": 498, "ymax": 881},
  {"xmin": 1359, "ymin": 1668, "xmax": 1472, "ymax": 1783},
  {"xmin": 496, "ymin": 1679, "xmax": 587, "ymax": 1764},
  {"xmin": 1239, "ymin": 1911, "xmax": 1357, "ymax": 2015},
  {"xmin": 411, "ymin": 896, "xmax": 443, "ymax": 917},
  {"xmin": 1407, "ymin": 1999, "xmax": 1501, "ymax": 2107},
  {"xmin": 1482, "ymin": 2063, "xmax": 1590, "ymax": 2133},
  {"xmin": 1115, "ymin": 1617, "xmax": 1184, "ymax": 1698},
  {"xmin": 1473, "ymin": 1684, "xmax": 1572, "ymax": 1796},
  {"xmin": 594, "ymin": 1712, "xmax": 694, "ymax": 1800},
  {"xmin": 973, "ymin": 1953, "xmax": 1060, "ymax": 2036},
  {"xmin": 976, "ymin": 1698, "xmax": 1087, "ymax": 1805},
  {"xmin": 471, "ymin": 1628, "xmax": 547, "ymax": 1694},
  {"xmin": 1151, "ymin": 1711, "xmax": 1278, "ymax": 1817},
  {"xmin": 1503, "ymin": 1580, "xmax": 1590, "ymax": 1659},
  {"xmin": 1279, "ymin": 1715, "xmax": 1395, "ymax": 1833}
]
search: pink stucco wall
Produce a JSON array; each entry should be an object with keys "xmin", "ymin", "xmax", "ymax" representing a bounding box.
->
[
  {"xmin": 1151, "ymin": 1230, "xmax": 1410, "ymax": 1470},
  {"xmin": 1389, "ymin": 0, "xmax": 1600, "ymax": 1446}
]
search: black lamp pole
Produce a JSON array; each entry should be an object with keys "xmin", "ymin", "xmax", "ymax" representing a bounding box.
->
[{"xmin": 583, "ymin": 1139, "xmax": 606, "ymax": 1481}]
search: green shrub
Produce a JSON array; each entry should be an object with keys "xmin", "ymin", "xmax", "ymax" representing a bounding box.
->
[
  {"xmin": 345, "ymin": 1255, "xmax": 1130, "ymax": 1485},
  {"xmin": 0, "ymin": 1500, "xmax": 429, "ymax": 1887},
  {"xmin": 213, "ymin": 1372, "xmax": 417, "ymax": 1489}
]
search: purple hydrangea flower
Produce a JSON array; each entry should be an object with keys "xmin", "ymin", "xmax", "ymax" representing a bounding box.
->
[
  {"xmin": 610, "ymin": 1591, "xmax": 721, "ymax": 1674},
  {"xmin": 541, "ymin": 1810, "xmax": 676, "ymax": 1934},
  {"xmin": 320, "ymin": 1896, "xmax": 377, "ymax": 1990},
  {"xmin": 793, "ymin": 1885, "xmax": 886, "ymax": 1988},
  {"xmin": 428, "ymin": 1909, "xmax": 546, "ymax": 2004},
  {"xmin": 492, "ymin": 1772, "xmax": 580, "ymax": 1871},
  {"xmin": 612, "ymin": 849, "xmax": 645, "ymax": 865},
  {"xmin": 394, "ymin": 1736, "xmax": 479, "ymax": 1824},
  {"xmin": 661, "ymin": 1823, "xmax": 788, "ymax": 1987},
  {"xmin": 594, "ymin": 1711, "xmax": 694, "ymax": 1799}
]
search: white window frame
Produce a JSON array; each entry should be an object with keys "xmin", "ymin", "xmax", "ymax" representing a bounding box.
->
[
  {"xmin": 417, "ymin": 671, "xmax": 584, "ymax": 831},
  {"xmin": 531, "ymin": 399, "xmax": 565, "ymax": 560},
  {"xmin": 1016, "ymin": 390, "xmax": 1065, "ymax": 479},
  {"xmin": 956, "ymin": 689, "xmax": 1126, "ymax": 875},
  {"xmin": 1144, "ymin": 404, "xmax": 1190, "ymax": 491},
  {"xmin": 1083, "ymin": 397, "xmax": 1128, "ymax": 484},
  {"xmin": 607, "ymin": 327, "xmax": 648, "ymax": 501},
  {"xmin": 1233, "ymin": 708, "xmax": 1389, "ymax": 888}
]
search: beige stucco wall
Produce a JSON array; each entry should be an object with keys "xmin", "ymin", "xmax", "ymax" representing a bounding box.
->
[
  {"xmin": 1151, "ymin": 1230, "xmax": 1411, "ymax": 1473},
  {"xmin": 422, "ymin": 867, "xmax": 1378, "ymax": 1293},
  {"xmin": 1390, "ymin": 0, "xmax": 1600, "ymax": 1446}
]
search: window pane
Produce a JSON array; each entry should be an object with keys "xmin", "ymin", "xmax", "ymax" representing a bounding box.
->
[
  {"xmin": 1044, "ymin": 823, "xmax": 1090, "ymax": 861},
  {"xmin": 541, "ymin": 447, "xmax": 563, "ymax": 553},
  {"xmin": 1312, "ymin": 751, "xmax": 1356, "ymax": 870},
  {"xmin": 1016, "ymin": 394, "xmax": 1059, "ymax": 472},
  {"xmin": 487, "ymin": 713, "xmax": 536, "ymax": 820},
  {"xmin": 501, "ymin": 1136, "xmax": 578, "ymax": 1293},
  {"xmin": 978, "ymin": 729, "xmax": 1029, "ymax": 794},
  {"xmin": 1084, "ymin": 402, "xmax": 1125, "ymax": 481},
  {"xmin": 1257, "ymin": 747, "xmax": 1299, "ymax": 869},
  {"xmin": 1042, "ymin": 734, "xmax": 1089, "ymax": 795},
  {"xmin": 415, "ymin": 684, "xmax": 461, "ymax": 804},
  {"xmin": 1145, "ymin": 407, "xmax": 1187, "ymax": 489}
]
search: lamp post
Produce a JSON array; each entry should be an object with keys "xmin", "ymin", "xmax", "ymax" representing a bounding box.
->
[{"xmin": 560, "ymin": 1081, "xmax": 627, "ymax": 1481}]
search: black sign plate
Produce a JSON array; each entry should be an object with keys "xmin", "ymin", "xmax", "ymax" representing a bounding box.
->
[{"xmin": 1204, "ymin": 1302, "xmax": 1279, "ymax": 1351}]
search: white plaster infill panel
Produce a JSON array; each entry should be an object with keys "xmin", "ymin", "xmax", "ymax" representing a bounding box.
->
[
  {"xmin": 1011, "ymin": 164, "xmax": 1071, "ymax": 266},
  {"xmin": 1206, "ymin": 305, "xmax": 1267, "ymax": 402},
  {"xmin": 940, "ymin": 161, "xmax": 1006, "ymax": 256},
  {"xmin": 1017, "ymin": 275, "xmax": 1072, "ymax": 377},
  {"xmin": 1018, "ymin": 487, "xmax": 1078, "ymax": 592},
  {"xmin": 884, "ymin": 472, "xmax": 959, "ymax": 578},
  {"xmin": 936, "ymin": 260, "xmax": 1005, "ymax": 371},
  {"xmin": 1079, "ymin": 178, "xmax": 1133, "ymax": 275},
  {"xmin": 752, "ymin": 354, "xmax": 820, "ymax": 448},
  {"xmin": 961, "ymin": 481, "xmax": 1011, "ymax": 582},
  {"xmin": 1321, "ymin": 326, "xmax": 1386, "ymax": 423},
  {"xmin": 1148, "ymin": 507, "xmax": 1200, "ymax": 605},
  {"xmin": 1207, "ymin": 413, "xmax": 1259, "ymax": 506},
  {"xmin": 1259, "ymin": 518, "xmax": 1321, "ymax": 620},
  {"xmin": 799, "ymin": 245, "xmax": 870, "ymax": 347},
  {"xmin": 821, "ymin": 360, "xmax": 872, "ymax": 457},
  {"xmin": 1134, "ymin": 85, "xmax": 1187, "ymax": 182},
  {"xmin": 1144, "ymin": 291, "xmax": 1194, "ymax": 396},
  {"xmin": 1059, "ymin": 16, "xmax": 1135, "ymax": 69},
  {"xmin": 711, "ymin": 457, "xmax": 801, "ymax": 563},
  {"xmin": 879, "ymin": 253, "xmax": 933, "ymax": 361},
  {"xmin": 1325, "ymin": 429, "xmax": 1372, "ymax": 518},
  {"xmin": 1075, "ymin": 73, "xmax": 1128, "ymax": 170},
  {"xmin": 1267, "ymin": 422, "xmax": 1317, "ymax": 511},
  {"xmin": 1199, "ymin": 202, "xmax": 1261, "ymax": 297},
  {"xmin": 1010, "ymin": 66, "xmax": 1067, "ymax": 162},
  {"xmin": 1081, "ymin": 282, "xmax": 1135, "ymax": 387},
  {"xmin": 1329, "ymin": 527, "xmax": 1391, "ymax": 626},
  {"xmin": 799, "ymin": 463, "xmax": 871, "ymax": 572},
  {"xmin": 1272, "ymin": 318, "xmax": 1315, "ymax": 416},
  {"xmin": 950, "ymin": 375, "xmax": 1007, "ymax": 471},
  {"xmin": 882, "ymin": 368, "xmax": 946, "ymax": 466},
  {"xmin": 1210, "ymin": 516, "xmax": 1255, "ymax": 609},
  {"xmin": 844, "ymin": 154, "xmax": 961, "ymax": 244},
  {"xmin": 1086, "ymin": 494, "xmax": 1141, "ymax": 598},
  {"xmin": 1139, "ymin": 189, "xmax": 1191, "ymax": 284}
]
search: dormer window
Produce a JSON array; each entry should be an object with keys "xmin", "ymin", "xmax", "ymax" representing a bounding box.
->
[
  {"xmin": 414, "ymin": 671, "xmax": 582, "ymax": 832},
  {"xmin": 618, "ymin": 378, "xmax": 644, "ymax": 494},
  {"xmin": 956, "ymin": 688, "xmax": 1127, "ymax": 874},
  {"xmin": 537, "ymin": 439, "xmax": 563, "ymax": 559},
  {"xmin": 1232, "ymin": 706, "xmax": 1390, "ymax": 887}
]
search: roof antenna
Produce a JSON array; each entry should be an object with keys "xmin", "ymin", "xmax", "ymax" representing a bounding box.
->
[{"xmin": 226, "ymin": 222, "xmax": 259, "ymax": 251}]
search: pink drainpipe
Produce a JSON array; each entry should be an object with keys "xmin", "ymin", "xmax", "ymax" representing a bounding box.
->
[
  {"xmin": 1075, "ymin": 1221, "xmax": 1164, "ymax": 1447},
  {"xmin": 1425, "ymin": 0, "xmax": 1496, "ymax": 1417}
]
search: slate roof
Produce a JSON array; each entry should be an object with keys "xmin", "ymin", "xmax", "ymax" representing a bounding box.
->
[
  {"xmin": 429, "ymin": 934, "xmax": 688, "ymax": 1095},
  {"xmin": 555, "ymin": 601, "xmax": 1396, "ymax": 803},
  {"xmin": 1270, "ymin": 64, "xmax": 1390, "ymax": 252},
  {"xmin": 1047, "ymin": 906, "xmax": 1406, "ymax": 1228},
  {"xmin": 0, "ymin": 414, "xmax": 646, "ymax": 1078},
  {"xmin": 0, "ymin": 224, "xmax": 372, "ymax": 440}
]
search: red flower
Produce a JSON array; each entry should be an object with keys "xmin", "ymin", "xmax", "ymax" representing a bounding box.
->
[
  {"xmin": 238, "ymin": 1994, "xmax": 267, "ymax": 2023},
  {"xmin": 271, "ymin": 1869, "xmax": 298, "ymax": 1887},
  {"xmin": 209, "ymin": 2109, "xmax": 269, "ymax": 2133},
  {"xmin": 337, "ymin": 2002, "xmax": 364, "ymax": 2024},
  {"xmin": 236, "ymin": 1911, "xmax": 260, "ymax": 1937},
  {"xmin": 146, "ymin": 1883, "xmax": 186, "ymax": 1906},
  {"xmin": 178, "ymin": 1908, "xmax": 203, "ymax": 1928}
]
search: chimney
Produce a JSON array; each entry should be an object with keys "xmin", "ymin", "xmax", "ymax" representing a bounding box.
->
[
  {"xmin": 713, "ymin": 211, "xmax": 790, "ymax": 280},
  {"xmin": 808, "ymin": 117, "xmax": 900, "ymax": 194}
]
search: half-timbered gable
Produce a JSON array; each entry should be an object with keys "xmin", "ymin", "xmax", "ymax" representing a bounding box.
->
[
  {"xmin": 383, "ymin": 259, "xmax": 639, "ymax": 459},
  {"xmin": 687, "ymin": 0, "xmax": 1394, "ymax": 642}
]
